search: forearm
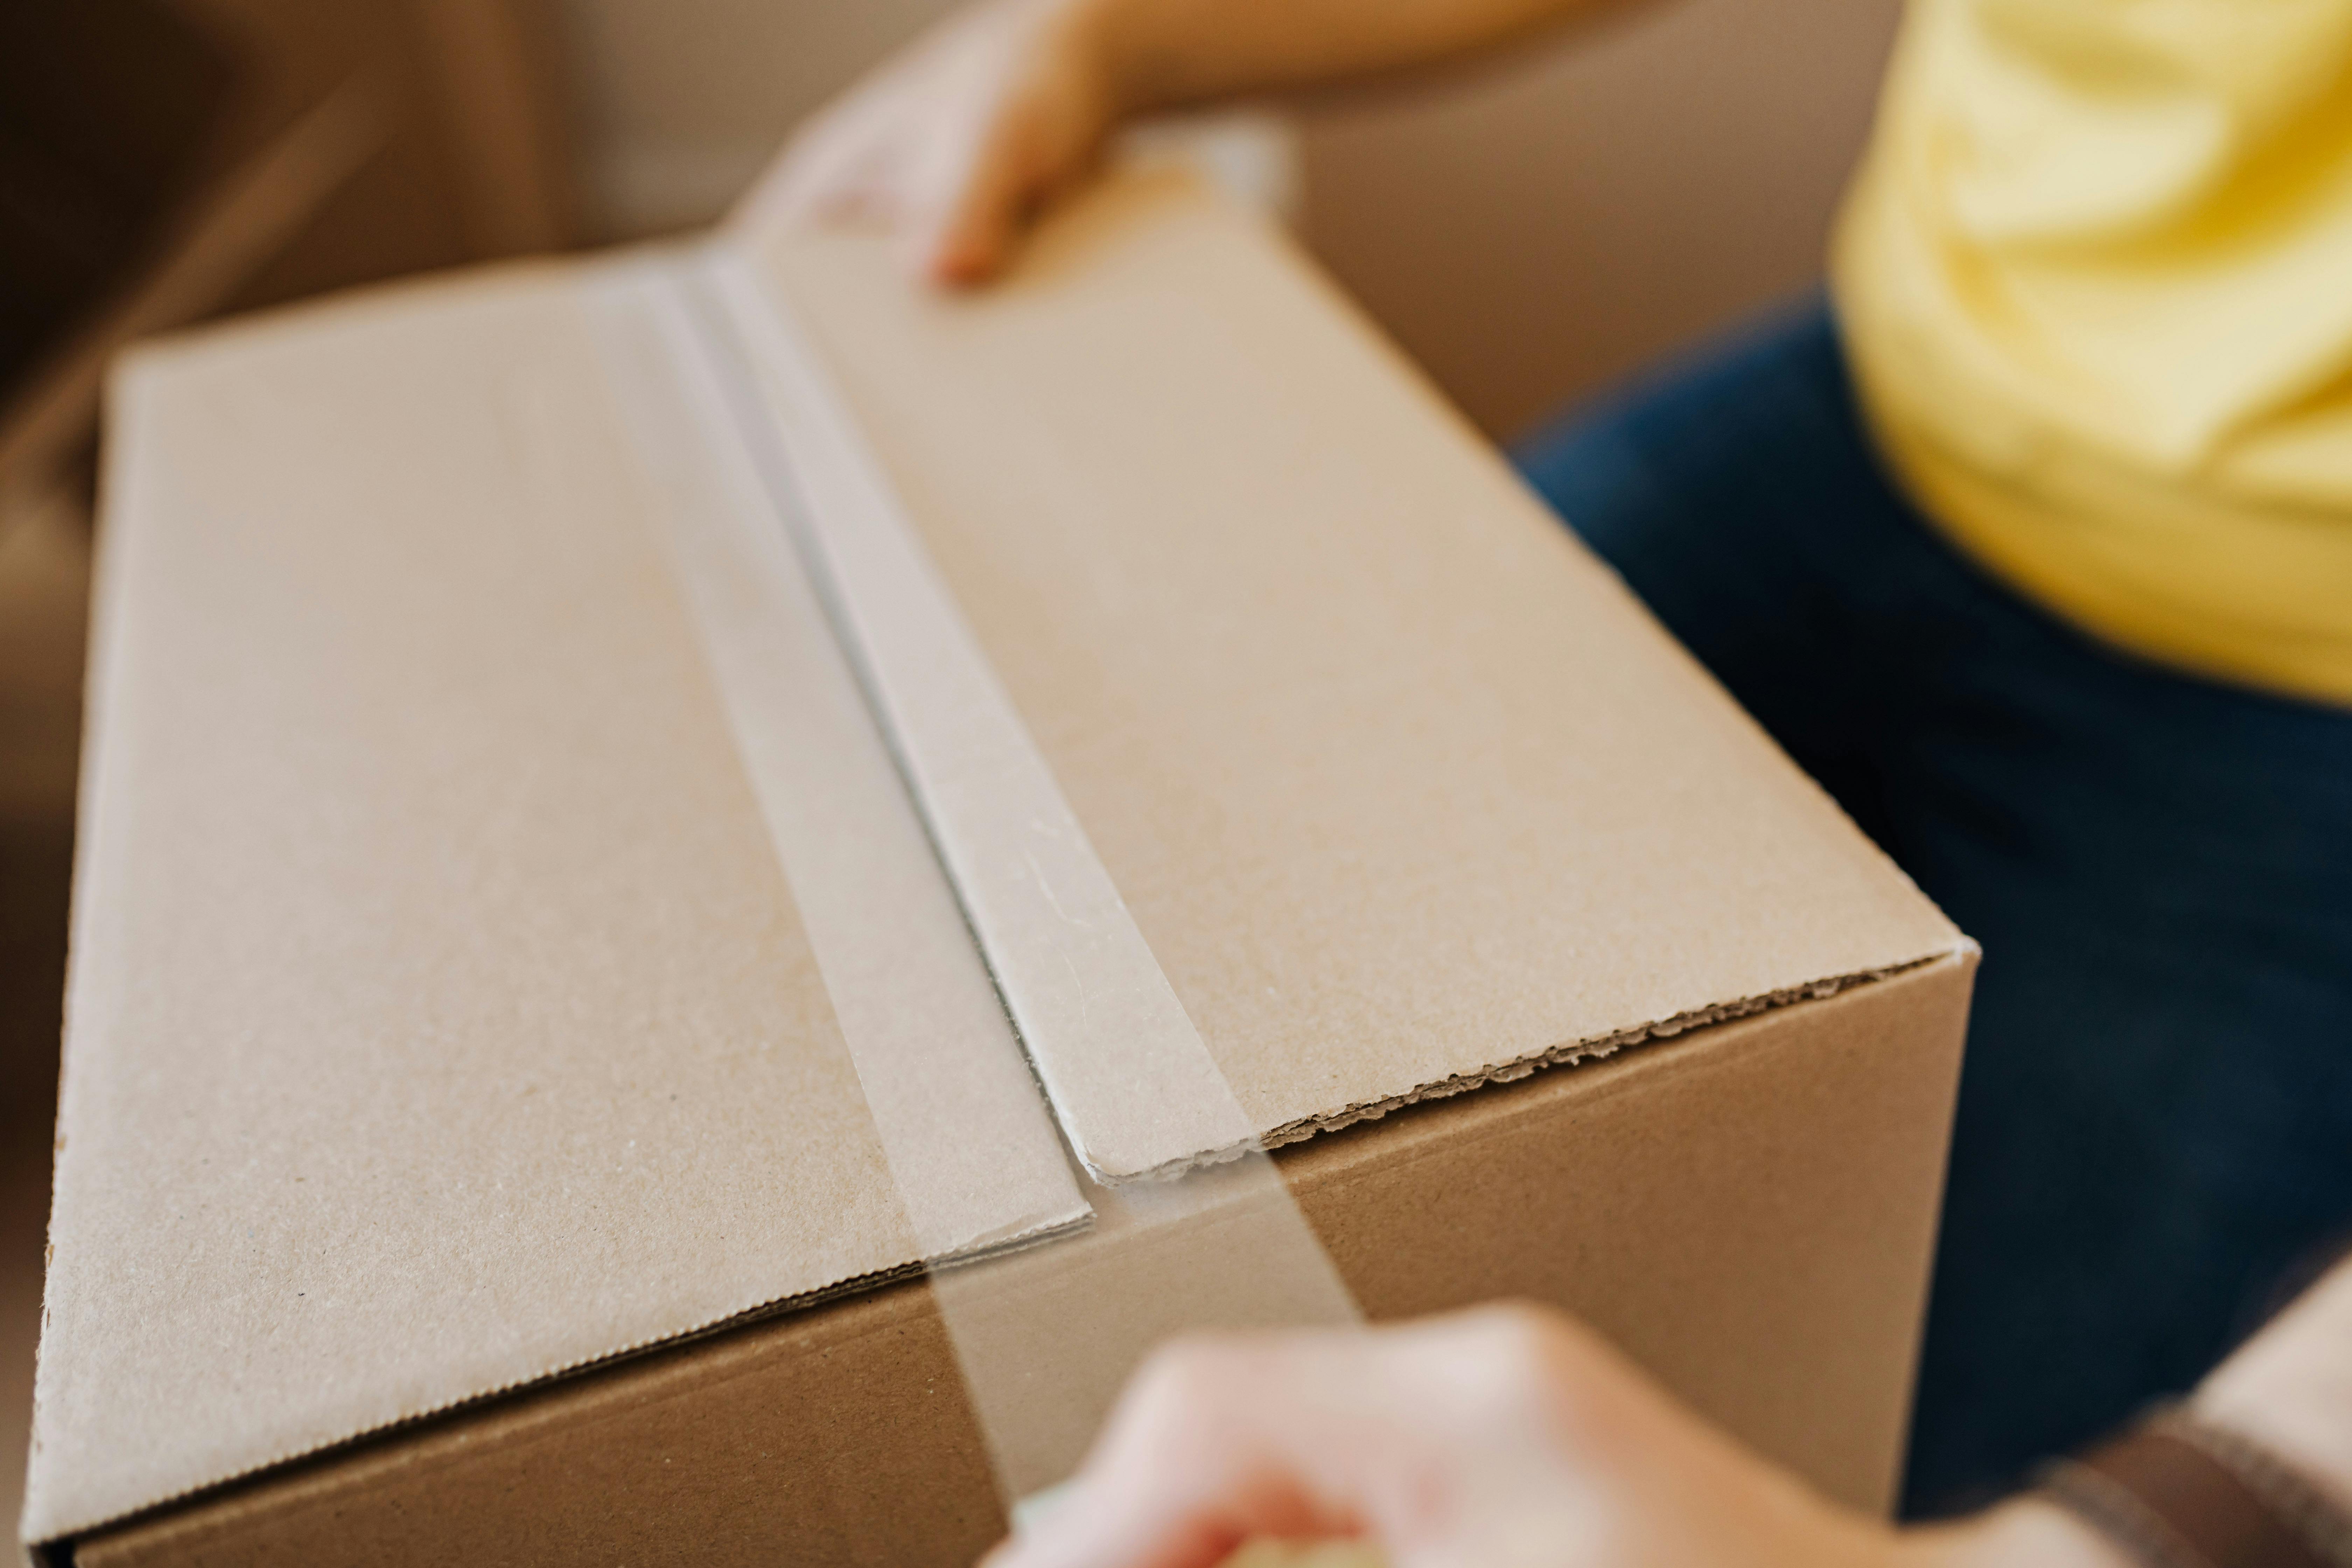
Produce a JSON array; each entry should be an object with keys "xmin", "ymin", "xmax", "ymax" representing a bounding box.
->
[
  {"xmin": 1917, "ymin": 1257, "xmax": 2352, "ymax": 1568},
  {"xmin": 1909, "ymin": 1499, "xmax": 2137, "ymax": 1568},
  {"xmin": 2191, "ymin": 1254, "xmax": 2352, "ymax": 1506},
  {"xmin": 1072, "ymin": 0, "xmax": 1641, "ymax": 114}
]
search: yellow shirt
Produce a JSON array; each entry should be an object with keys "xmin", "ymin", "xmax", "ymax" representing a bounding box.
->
[{"xmin": 1834, "ymin": 0, "xmax": 2352, "ymax": 705}]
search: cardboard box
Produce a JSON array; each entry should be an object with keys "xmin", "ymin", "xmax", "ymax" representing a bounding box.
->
[{"xmin": 23, "ymin": 170, "xmax": 1972, "ymax": 1565}]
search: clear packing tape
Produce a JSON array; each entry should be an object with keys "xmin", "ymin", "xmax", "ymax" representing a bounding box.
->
[{"xmin": 589, "ymin": 245, "xmax": 1378, "ymax": 1554}]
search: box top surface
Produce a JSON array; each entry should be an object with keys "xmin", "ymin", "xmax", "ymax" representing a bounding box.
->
[
  {"xmin": 27, "ymin": 173, "xmax": 1962, "ymax": 1546},
  {"xmin": 746, "ymin": 175, "xmax": 1962, "ymax": 1146}
]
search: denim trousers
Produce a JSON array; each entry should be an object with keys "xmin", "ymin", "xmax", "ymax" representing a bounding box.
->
[{"xmin": 1514, "ymin": 302, "xmax": 2352, "ymax": 1516}]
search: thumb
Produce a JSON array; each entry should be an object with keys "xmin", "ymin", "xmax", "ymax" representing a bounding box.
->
[
  {"xmin": 917, "ymin": 127, "xmax": 1038, "ymax": 286},
  {"xmin": 984, "ymin": 1335, "xmax": 1380, "ymax": 1568}
]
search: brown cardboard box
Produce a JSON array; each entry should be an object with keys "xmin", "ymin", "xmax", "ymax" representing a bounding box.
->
[{"xmin": 22, "ymin": 171, "xmax": 1972, "ymax": 1565}]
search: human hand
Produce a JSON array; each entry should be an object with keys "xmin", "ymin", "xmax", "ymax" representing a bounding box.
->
[
  {"xmin": 2191, "ymin": 1252, "xmax": 2352, "ymax": 1512},
  {"xmin": 980, "ymin": 1302, "xmax": 2131, "ymax": 1568},
  {"xmin": 753, "ymin": 0, "xmax": 1638, "ymax": 286},
  {"xmin": 754, "ymin": 0, "xmax": 1124, "ymax": 286}
]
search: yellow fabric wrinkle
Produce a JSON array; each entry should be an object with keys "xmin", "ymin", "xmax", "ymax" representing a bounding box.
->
[{"xmin": 1837, "ymin": 0, "xmax": 2352, "ymax": 704}]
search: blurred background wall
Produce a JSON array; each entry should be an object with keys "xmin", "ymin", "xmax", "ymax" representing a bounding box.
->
[
  {"xmin": 0, "ymin": 0, "xmax": 1898, "ymax": 1532},
  {"xmin": 557, "ymin": 0, "xmax": 1901, "ymax": 436}
]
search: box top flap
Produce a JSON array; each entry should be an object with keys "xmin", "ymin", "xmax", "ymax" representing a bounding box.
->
[
  {"xmin": 738, "ymin": 171, "xmax": 1964, "ymax": 1154},
  {"xmin": 24, "ymin": 266, "xmax": 1084, "ymax": 1546}
]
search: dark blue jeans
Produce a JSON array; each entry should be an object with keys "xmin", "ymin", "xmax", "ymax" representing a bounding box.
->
[{"xmin": 1515, "ymin": 302, "xmax": 2352, "ymax": 1518}]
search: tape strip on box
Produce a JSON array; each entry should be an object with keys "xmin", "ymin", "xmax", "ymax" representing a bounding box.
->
[
  {"xmin": 588, "ymin": 247, "xmax": 1360, "ymax": 1509},
  {"xmin": 690, "ymin": 242, "xmax": 1259, "ymax": 1186}
]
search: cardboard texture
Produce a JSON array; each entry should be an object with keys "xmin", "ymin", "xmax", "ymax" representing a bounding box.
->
[{"xmin": 27, "ymin": 171, "xmax": 1973, "ymax": 1562}]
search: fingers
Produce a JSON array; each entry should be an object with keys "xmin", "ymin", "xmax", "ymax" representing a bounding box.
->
[
  {"xmin": 904, "ymin": 100, "xmax": 1038, "ymax": 286},
  {"xmin": 986, "ymin": 1306, "xmax": 1627, "ymax": 1568},
  {"xmin": 2191, "ymin": 1254, "xmax": 2352, "ymax": 1511},
  {"xmin": 750, "ymin": 0, "xmax": 1117, "ymax": 287},
  {"xmin": 760, "ymin": 103, "xmax": 913, "ymax": 231},
  {"xmin": 987, "ymin": 1331, "xmax": 1380, "ymax": 1568},
  {"xmin": 911, "ymin": 97, "xmax": 1107, "ymax": 285}
]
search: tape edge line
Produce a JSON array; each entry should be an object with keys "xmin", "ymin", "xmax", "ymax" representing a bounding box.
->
[{"xmin": 694, "ymin": 239, "xmax": 1257, "ymax": 1184}]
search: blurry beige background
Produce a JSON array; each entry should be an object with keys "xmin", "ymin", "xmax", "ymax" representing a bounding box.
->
[
  {"xmin": 0, "ymin": 0, "xmax": 1899, "ymax": 1533},
  {"xmin": 557, "ymin": 0, "xmax": 1901, "ymax": 436}
]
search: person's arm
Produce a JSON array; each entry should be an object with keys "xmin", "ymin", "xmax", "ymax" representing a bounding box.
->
[
  {"xmin": 760, "ymin": 0, "xmax": 1636, "ymax": 285},
  {"xmin": 2189, "ymin": 1253, "xmax": 2352, "ymax": 1517},
  {"xmin": 1091, "ymin": 0, "xmax": 1628, "ymax": 110},
  {"xmin": 984, "ymin": 1258, "xmax": 2352, "ymax": 1568}
]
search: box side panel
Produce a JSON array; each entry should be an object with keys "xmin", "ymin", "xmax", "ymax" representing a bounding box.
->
[
  {"xmin": 72, "ymin": 1283, "xmax": 1004, "ymax": 1568},
  {"xmin": 73, "ymin": 957, "xmax": 1968, "ymax": 1563},
  {"xmin": 1285, "ymin": 952, "xmax": 1974, "ymax": 1512}
]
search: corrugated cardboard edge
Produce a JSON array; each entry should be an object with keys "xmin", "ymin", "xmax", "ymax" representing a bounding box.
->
[
  {"xmin": 1260, "ymin": 942, "xmax": 1981, "ymax": 1150},
  {"xmin": 1091, "ymin": 945, "xmax": 1975, "ymax": 1175},
  {"xmin": 926, "ymin": 943, "xmax": 1979, "ymax": 1188},
  {"xmin": 1104, "ymin": 947, "xmax": 1978, "ymax": 1183},
  {"xmin": 19, "ymin": 1213, "xmax": 1086, "ymax": 1563}
]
